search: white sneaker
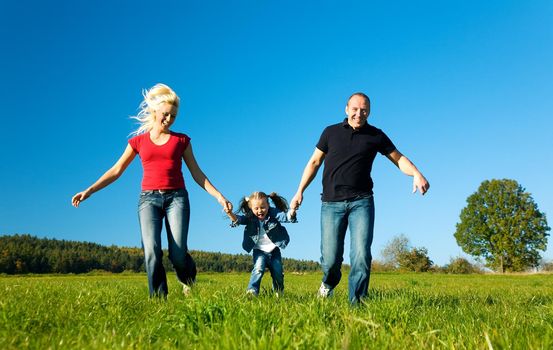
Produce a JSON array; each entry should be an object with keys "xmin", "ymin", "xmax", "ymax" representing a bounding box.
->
[
  {"xmin": 245, "ymin": 289, "xmax": 258, "ymax": 297},
  {"xmin": 318, "ymin": 282, "xmax": 334, "ymax": 298},
  {"xmin": 180, "ymin": 282, "xmax": 192, "ymax": 296}
]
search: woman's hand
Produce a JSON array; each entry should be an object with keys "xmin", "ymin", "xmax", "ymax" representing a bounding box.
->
[
  {"xmin": 218, "ymin": 197, "xmax": 233, "ymax": 213},
  {"xmin": 72, "ymin": 189, "xmax": 92, "ymax": 208}
]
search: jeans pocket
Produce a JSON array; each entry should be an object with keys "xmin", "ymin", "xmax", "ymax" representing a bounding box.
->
[
  {"xmin": 172, "ymin": 190, "xmax": 189, "ymax": 211},
  {"xmin": 138, "ymin": 192, "xmax": 155, "ymax": 212}
]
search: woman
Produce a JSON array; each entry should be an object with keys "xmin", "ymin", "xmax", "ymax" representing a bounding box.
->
[{"xmin": 72, "ymin": 83, "xmax": 232, "ymax": 297}]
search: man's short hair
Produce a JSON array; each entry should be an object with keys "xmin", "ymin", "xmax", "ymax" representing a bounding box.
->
[{"xmin": 347, "ymin": 92, "xmax": 370, "ymax": 106}]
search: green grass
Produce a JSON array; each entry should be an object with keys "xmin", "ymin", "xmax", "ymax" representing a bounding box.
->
[{"xmin": 1, "ymin": 272, "xmax": 552, "ymax": 349}]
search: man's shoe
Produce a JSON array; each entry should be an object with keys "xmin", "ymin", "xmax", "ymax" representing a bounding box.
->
[
  {"xmin": 180, "ymin": 282, "xmax": 192, "ymax": 296},
  {"xmin": 245, "ymin": 289, "xmax": 258, "ymax": 297},
  {"xmin": 318, "ymin": 282, "xmax": 334, "ymax": 298}
]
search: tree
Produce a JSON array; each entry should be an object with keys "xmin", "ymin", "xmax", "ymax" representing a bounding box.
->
[
  {"xmin": 380, "ymin": 234, "xmax": 410, "ymax": 269},
  {"xmin": 539, "ymin": 260, "xmax": 553, "ymax": 272},
  {"xmin": 380, "ymin": 234, "xmax": 433, "ymax": 272},
  {"xmin": 0, "ymin": 234, "xmax": 320, "ymax": 274},
  {"xmin": 398, "ymin": 247, "xmax": 433, "ymax": 272},
  {"xmin": 443, "ymin": 256, "xmax": 481, "ymax": 274},
  {"xmin": 454, "ymin": 179, "xmax": 550, "ymax": 272}
]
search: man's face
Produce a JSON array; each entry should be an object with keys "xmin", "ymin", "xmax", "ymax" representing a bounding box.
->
[{"xmin": 345, "ymin": 95, "xmax": 370, "ymax": 130}]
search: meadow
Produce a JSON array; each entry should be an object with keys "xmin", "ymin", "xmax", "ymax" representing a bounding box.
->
[{"xmin": 1, "ymin": 272, "xmax": 551, "ymax": 349}]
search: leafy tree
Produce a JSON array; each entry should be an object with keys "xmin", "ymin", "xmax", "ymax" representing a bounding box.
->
[
  {"xmin": 380, "ymin": 234, "xmax": 410, "ymax": 269},
  {"xmin": 380, "ymin": 234, "xmax": 434, "ymax": 272},
  {"xmin": 454, "ymin": 179, "xmax": 550, "ymax": 272},
  {"xmin": 398, "ymin": 247, "xmax": 433, "ymax": 272},
  {"xmin": 443, "ymin": 256, "xmax": 481, "ymax": 274}
]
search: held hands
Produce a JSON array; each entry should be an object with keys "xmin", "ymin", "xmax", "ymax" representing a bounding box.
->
[
  {"xmin": 218, "ymin": 196, "xmax": 233, "ymax": 213},
  {"xmin": 290, "ymin": 192, "xmax": 303, "ymax": 211},
  {"xmin": 288, "ymin": 207, "xmax": 297, "ymax": 221},
  {"xmin": 412, "ymin": 173, "xmax": 430, "ymax": 195},
  {"xmin": 287, "ymin": 192, "xmax": 301, "ymax": 222},
  {"xmin": 219, "ymin": 197, "xmax": 238, "ymax": 225}
]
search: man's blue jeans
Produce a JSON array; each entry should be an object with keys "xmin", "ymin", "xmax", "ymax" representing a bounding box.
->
[
  {"xmin": 247, "ymin": 248, "xmax": 284, "ymax": 295},
  {"xmin": 320, "ymin": 196, "xmax": 375, "ymax": 304},
  {"xmin": 138, "ymin": 189, "xmax": 195, "ymax": 297}
]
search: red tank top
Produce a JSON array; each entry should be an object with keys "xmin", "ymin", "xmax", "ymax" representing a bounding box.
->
[{"xmin": 128, "ymin": 132, "xmax": 190, "ymax": 190}]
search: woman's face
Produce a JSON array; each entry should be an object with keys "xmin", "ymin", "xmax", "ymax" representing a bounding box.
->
[{"xmin": 154, "ymin": 102, "xmax": 178, "ymax": 131}]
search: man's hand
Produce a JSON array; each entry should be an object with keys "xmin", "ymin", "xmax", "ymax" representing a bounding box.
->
[
  {"xmin": 413, "ymin": 173, "xmax": 430, "ymax": 195},
  {"xmin": 290, "ymin": 192, "xmax": 303, "ymax": 211}
]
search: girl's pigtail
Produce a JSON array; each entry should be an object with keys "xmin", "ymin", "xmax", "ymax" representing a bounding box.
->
[
  {"xmin": 268, "ymin": 192, "xmax": 289, "ymax": 212},
  {"xmin": 237, "ymin": 196, "xmax": 253, "ymax": 217}
]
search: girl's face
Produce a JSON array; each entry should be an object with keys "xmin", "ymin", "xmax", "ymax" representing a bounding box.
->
[
  {"xmin": 249, "ymin": 198, "xmax": 269, "ymax": 221},
  {"xmin": 154, "ymin": 102, "xmax": 178, "ymax": 131}
]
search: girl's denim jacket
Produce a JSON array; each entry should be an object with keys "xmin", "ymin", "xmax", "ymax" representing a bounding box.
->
[{"xmin": 231, "ymin": 207, "xmax": 297, "ymax": 253}]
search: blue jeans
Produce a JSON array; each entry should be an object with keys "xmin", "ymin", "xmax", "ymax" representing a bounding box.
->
[
  {"xmin": 320, "ymin": 196, "xmax": 375, "ymax": 304},
  {"xmin": 138, "ymin": 189, "xmax": 195, "ymax": 297},
  {"xmin": 247, "ymin": 248, "xmax": 284, "ymax": 295}
]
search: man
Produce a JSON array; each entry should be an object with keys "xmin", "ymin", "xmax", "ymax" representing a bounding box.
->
[{"xmin": 290, "ymin": 93, "xmax": 429, "ymax": 304}]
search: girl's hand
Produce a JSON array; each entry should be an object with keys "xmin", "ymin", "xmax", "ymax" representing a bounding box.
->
[{"xmin": 288, "ymin": 208, "xmax": 297, "ymax": 222}]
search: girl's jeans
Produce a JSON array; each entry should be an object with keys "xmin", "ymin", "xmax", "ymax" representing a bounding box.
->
[
  {"xmin": 247, "ymin": 248, "xmax": 284, "ymax": 295},
  {"xmin": 138, "ymin": 189, "xmax": 195, "ymax": 297},
  {"xmin": 320, "ymin": 195, "xmax": 375, "ymax": 304}
]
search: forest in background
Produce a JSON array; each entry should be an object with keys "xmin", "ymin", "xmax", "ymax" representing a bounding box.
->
[
  {"xmin": 3, "ymin": 234, "xmax": 551, "ymax": 275},
  {"xmin": 0, "ymin": 234, "xmax": 320, "ymax": 274}
]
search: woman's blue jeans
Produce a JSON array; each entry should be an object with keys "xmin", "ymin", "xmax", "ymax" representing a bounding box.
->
[
  {"xmin": 138, "ymin": 189, "xmax": 195, "ymax": 297},
  {"xmin": 320, "ymin": 196, "xmax": 375, "ymax": 304},
  {"xmin": 247, "ymin": 248, "xmax": 284, "ymax": 295}
]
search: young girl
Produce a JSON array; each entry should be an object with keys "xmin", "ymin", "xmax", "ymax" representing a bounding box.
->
[
  {"xmin": 225, "ymin": 192, "xmax": 297, "ymax": 296},
  {"xmin": 72, "ymin": 83, "xmax": 232, "ymax": 298}
]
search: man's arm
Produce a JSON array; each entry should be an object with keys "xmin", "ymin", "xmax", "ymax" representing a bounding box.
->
[
  {"xmin": 386, "ymin": 149, "xmax": 430, "ymax": 195},
  {"xmin": 290, "ymin": 148, "xmax": 326, "ymax": 209}
]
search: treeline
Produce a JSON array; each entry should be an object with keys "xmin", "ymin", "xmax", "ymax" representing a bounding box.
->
[{"xmin": 0, "ymin": 234, "xmax": 320, "ymax": 275}]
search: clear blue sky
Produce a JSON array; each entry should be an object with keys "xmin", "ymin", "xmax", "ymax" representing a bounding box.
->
[{"xmin": 1, "ymin": 0, "xmax": 552, "ymax": 266}]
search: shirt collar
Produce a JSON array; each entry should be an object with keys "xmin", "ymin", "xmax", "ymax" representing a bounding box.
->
[{"xmin": 341, "ymin": 118, "xmax": 369, "ymax": 131}]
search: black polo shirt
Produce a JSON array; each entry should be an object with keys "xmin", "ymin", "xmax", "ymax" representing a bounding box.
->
[{"xmin": 316, "ymin": 119, "xmax": 396, "ymax": 201}]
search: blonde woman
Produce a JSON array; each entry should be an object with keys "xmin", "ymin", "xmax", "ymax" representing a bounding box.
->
[{"xmin": 72, "ymin": 83, "xmax": 232, "ymax": 297}]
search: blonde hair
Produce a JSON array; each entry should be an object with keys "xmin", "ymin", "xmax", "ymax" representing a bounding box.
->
[
  {"xmin": 130, "ymin": 83, "xmax": 180, "ymax": 136},
  {"xmin": 236, "ymin": 191, "xmax": 289, "ymax": 218}
]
